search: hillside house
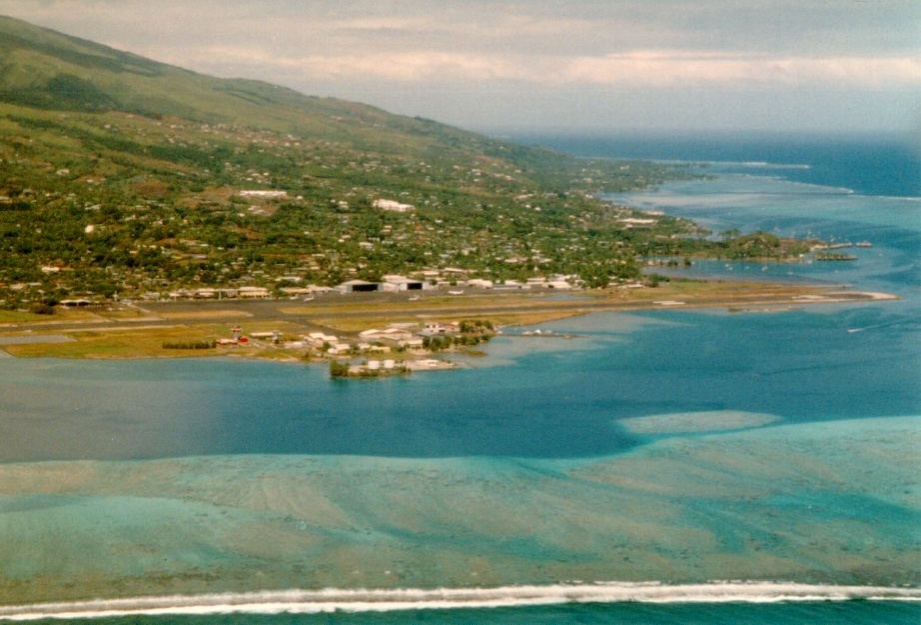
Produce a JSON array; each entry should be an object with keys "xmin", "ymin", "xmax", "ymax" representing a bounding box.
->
[
  {"xmin": 239, "ymin": 190, "xmax": 288, "ymax": 199},
  {"xmin": 373, "ymin": 199, "xmax": 415, "ymax": 213}
]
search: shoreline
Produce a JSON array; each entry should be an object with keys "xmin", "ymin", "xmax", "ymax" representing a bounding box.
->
[
  {"xmin": 1, "ymin": 582, "xmax": 919, "ymax": 620},
  {"xmin": 0, "ymin": 282, "xmax": 898, "ymax": 364}
]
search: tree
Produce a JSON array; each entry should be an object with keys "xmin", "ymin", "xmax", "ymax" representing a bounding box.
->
[{"xmin": 329, "ymin": 361, "xmax": 350, "ymax": 378}]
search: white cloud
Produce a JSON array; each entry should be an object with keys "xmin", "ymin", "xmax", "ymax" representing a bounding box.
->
[
  {"xmin": 1, "ymin": 0, "xmax": 917, "ymax": 132},
  {"xmin": 560, "ymin": 52, "xmax": 921, "ymax": 89},
  {"xmin": 172, "ymin": 46, "xmax": 920, "ymax": 91}
]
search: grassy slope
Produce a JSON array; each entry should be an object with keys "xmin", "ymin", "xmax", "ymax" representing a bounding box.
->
[{"xmin": 0, "ymin": 15, "xmax": 506, "ymax": 157}]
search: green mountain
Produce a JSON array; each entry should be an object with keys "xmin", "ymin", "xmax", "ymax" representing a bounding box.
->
[
  {"xmin": 0, "ymin": 14, "xmax": 498, "ymax": 149},
  {"xmin": 0, "ymin": 15, "xmax": 702, "ymax": 306}
]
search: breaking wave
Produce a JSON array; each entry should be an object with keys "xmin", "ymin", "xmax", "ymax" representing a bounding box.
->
[{"xmin": 2, "ymin": 582, "xmax": 919, "ymax": 620}]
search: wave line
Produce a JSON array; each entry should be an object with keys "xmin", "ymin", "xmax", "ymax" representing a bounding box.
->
[{"xmin": 1, "ymin": 582, "xmax": 920, "ymax": 620}]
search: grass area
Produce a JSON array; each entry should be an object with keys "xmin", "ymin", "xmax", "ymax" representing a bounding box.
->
[
  {"xmin": 3, "ymin": 325, "xmax": 225, "ymax": 359},
  {"xmin": 0, "ymin": 310, "xmax": 50, "ymax": 324},
  {"xmin": 0, "ymin": 307, "xmax": 106, "ymax": 324}
]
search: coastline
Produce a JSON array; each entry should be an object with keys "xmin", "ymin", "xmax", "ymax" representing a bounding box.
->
[
  {"xmin": 0, "ymin": 281, "xmax": 897, "ymax": 364},
  {"xmin": 2, "ymin": 582, "xmax": 920, "ymax": 620}
]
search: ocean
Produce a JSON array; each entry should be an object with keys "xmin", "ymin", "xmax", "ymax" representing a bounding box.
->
[{"xmin": 0, "ymin": 132, "xmax": 918, "ymax": 623}]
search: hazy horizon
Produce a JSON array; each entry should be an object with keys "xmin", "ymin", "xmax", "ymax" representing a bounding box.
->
[{"xmin": 0, "ymin": 1, "xmax": 917, "ymax": 137}]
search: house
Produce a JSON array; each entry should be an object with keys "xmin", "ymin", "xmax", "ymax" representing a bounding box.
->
[
  {"xmin": 359, "ymin": 328, "xmax": 425, "ymax": 349},
  {"xmin": 279, "ymin": 287, "xmax": 313, "ymax": 296},
  {"xmin": 306, "ymin": 332, "xmax": 340, "ymax": 347},
  {"xmin": 373, "ymin": 199, "xmax": 415, "ymax": 213},
  {"xmin": 494, "ymin": 280, "xmax": 530, "ymax": 291},
  {"xmin": 239, "ymin": 190, "xmax": 288, "ymax": 199},
  {"xmin": 275, "ymin": 275, "xmax": 303, "ymax": 284},
  {"xmin": 238, "ymin": 286, "xmax": 270, "ymax": 298},
  {"xmin": 421, "ymin": 321, "xmax": 459, "ymax": 336}
]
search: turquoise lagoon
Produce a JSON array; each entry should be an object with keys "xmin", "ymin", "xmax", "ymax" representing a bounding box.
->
[{"xmin": 0, "ymin": 135, "xmax": 918, "ymax": 623}]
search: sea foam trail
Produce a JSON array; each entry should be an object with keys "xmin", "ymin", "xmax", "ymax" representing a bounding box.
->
[{"xmin": 1, "ymin": 583, "xmax": 919, "ymax": 620}]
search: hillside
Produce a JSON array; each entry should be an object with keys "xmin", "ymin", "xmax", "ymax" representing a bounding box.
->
[{"xmin": 0, "ymin": 15, "xmax": 708, "ymax": 307}]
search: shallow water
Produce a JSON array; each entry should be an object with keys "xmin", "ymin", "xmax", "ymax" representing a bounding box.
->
[{"xmin": 1, "ymin": 415, "xmax": 918, "ymax": 605}]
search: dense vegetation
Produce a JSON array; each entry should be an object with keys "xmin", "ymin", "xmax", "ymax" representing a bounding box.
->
[{"xmin": 0, "ymin": 16, "xmax": 811, "ymax": 309}]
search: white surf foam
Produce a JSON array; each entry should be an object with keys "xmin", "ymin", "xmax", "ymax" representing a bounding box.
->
[{"xmin": 2, "ymin": 582, "xmax": 919, "ymax": 620}]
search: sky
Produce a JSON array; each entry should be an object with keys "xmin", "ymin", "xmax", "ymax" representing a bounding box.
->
[{"xmin": 0, "ymin": 0, "xmax": 918, "ymax": 135}]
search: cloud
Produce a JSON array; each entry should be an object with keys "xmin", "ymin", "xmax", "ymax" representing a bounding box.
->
[
  {"xmin": 1, "ymin": 0, "xmax": 917, "ymax": 132},
  {"xmin": 560, "ymin": 52, "xmax": 921, "ymax": 89},
  {"xmin": 170, "ymin": 44, "xmax": 920, "ymax": 92}
]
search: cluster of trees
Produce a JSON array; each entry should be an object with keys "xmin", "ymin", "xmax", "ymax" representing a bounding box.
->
[{"xmin": 422, "ymin": 333, "xmax": 491, "ymax": 351}]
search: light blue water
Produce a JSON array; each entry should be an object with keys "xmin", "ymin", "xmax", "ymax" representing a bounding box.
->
[{"xmin": 2, "ymin": 133, "xmax": 919, "ymax": 623}]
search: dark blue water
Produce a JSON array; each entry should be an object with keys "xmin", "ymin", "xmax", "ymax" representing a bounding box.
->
[{"xmin": 511, "ymin": 131, "xmax": 921, "ymax": 198}]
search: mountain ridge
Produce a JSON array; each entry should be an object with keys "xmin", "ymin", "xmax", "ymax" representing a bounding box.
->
[{"xmin": 0, "ymin": 14, "xmax": 477, "ymax": 147}]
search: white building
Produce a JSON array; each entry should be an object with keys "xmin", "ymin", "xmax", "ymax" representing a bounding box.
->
[
  {"xmin": 336, "ymin": 279, "xmax": 379, "ymax": 293},
  {"xmin": 239, "ymin": 190, "xmax": 289, "ymax": 199},
  {"xmin": 373, "ymin": 199, "xmax": 415, "ymax": 213},
  {"xmin": 238, "ymin": 286, "xmax": 270, "ymax": 298},
  {"xmin": 381, "ymin": 275, "xmax": 425, "ymax": 291}
]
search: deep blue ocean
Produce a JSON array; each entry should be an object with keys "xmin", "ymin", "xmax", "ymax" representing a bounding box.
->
[
  {"xmin": 1, "ymin": 132, "xmax": 919, "ymax": 624},
  {"xmin": 517, "ymin": 131, "xmax": 921, "ymax": 198}
]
